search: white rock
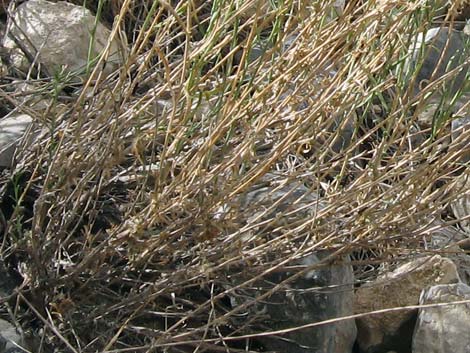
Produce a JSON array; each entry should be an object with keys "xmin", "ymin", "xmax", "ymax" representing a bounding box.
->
[
  {"xmin": 235, "ymin": 0, "xmax": 270, "ymax": 20},
  {"xmin": 465, "ymin": 22, "xmax": 470, "ymax": 36},
  {"xmin": 329, "ymin": 0, "xmax": 345, "ymax": 19},
  {"xmin": 236, "ymin": 0, "xmax": 344, "ymax": 22},
  {"xmin": 11, "ymin": 81, "xmax": 51, "ymax": 111},
  {"xmin": 3, "ymin": 0, "xmax": 125, "ymax": 79},
  {"xmin": 235, "ymin": 173, "xmax": 328, "ymax": 234},
  {"xmin": 248, "ymin": 252, "xmax": 357, "ymax": 353},
  {"xmin": 225, "ymin": 174, "xmax": 356, "ymax": 353},
  {"xmin": 406, "ymin": 28, "xmax": 470, "ymax": 123},
  {"xmin": 428, "ymin": 219, "xmax": 468, "ymax": 249},
  {"xmin": 355, "ymin": 255, "xmax": 460, "ymax": 353},
  {"xmin": 450, "ymin": 115, "xmax": 470, "ymax": 163},
  {"xmin": 0, "ymin": 113, "xmax": 33, "ymax": 168},
  {"xmin": 0, "ymin": 319, "xmax": 23, "ymax": 352},
  {"xmin": 413, "ymin": 283, "xmax": 470, "ymax": 353},
  {"xmin": 450, "ymin": 173, "xmax": 470, "ymax": 234}
]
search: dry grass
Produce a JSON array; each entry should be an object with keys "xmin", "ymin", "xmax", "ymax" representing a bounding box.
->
[{"xmin": 0, "ymin": 0, "xmax": 470, "ymax": 351}]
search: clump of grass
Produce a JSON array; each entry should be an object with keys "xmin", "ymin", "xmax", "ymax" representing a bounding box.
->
[{"xmin": 1, "ymin": 0, "xmax": 470, "ymax": 351}]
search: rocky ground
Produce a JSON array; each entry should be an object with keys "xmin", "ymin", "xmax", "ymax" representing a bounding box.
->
[{"xmin": 0, "ymin": 0, "xmax": 469, "ymax": 352}]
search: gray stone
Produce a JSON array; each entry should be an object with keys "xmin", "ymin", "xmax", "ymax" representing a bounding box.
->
[
  {"xmin": 448, "ymin": 250, "xmax": 470, "ymax": 286},
  {"xmin": 465, "ymin": 23, "xmax": 470, "ymax": 35},
  {"xmin": 5, "ymin": 347, "xmax": 28, "ymax": 353},
  {"xmin": 235, "ymin": 0, "xmax": 270, "ymax": 20},
  {"xmin": 355, "ymin": 255, "xmax": 460, "ymax": 353},
  {"xmin": 427, "ymin": 219, "xmax": 469, "ymax": 249},
  {"xmin": 408, "ymin": 27, "xmax": 470, "ymax": 101},
  {"xmin": 10, "ymin": 80, "xmax": 52, "ymax": 111},
  {"xmin": 0, "ymin": 113, "xmax": 33, "ymax": 168},
  {"xmin": 277, "ymin": 83, "xmax": 356, "ymax": 159},
  {"xmin": 231, "ymin": 251, "xmax": 356, "ymax": 353},
  {"xmin": 424, "ymin": 220, "xmax": 470, "ymax": 283},
  {"xmin": 262, "ymin": 252, "xmax": 356, "ymax": 353},
  {"xmin": 235, "ymin": 0, "xmax": 344, "ymax": 21},
  {"xmin": 450, "ymin": 115, "xmax": 470, "ymax": 163},
  {"xmin": 3, "ymin": 0, "xmax": 125, "ymax": 79},
  {"xmin": 226, "ymin": 174, "xmax": 356, "ymax": 353},
  {"xmin": 0, "ymin": 319, "xmax": 23, "ymax": 353},
  {"xmin": 225, "ymin": 173, "xmax": 327, "ymax": 240},
  {"xmin": 449, "ymin": 173, "xmax": 470, "ymax": 234},
  {"xmin": 406, "ymin": 28, "xmax": 470, "ymax": 129},
  {"xmin": 413, "ymin": 283, "xmax": 470, "ymax": 353}
]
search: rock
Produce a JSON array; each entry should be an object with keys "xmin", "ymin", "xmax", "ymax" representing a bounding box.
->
[
  {"xmin": 277, "ymin": 81, "xmax": 356, "ymax": 159},
  {"xmin": 412, "ymin": 283, "xmax": 470, "ymax": 353},
  {"xmin": 11, "ymin": 81, "xmax": 51, "ymax": 111},
  {"xmin": 227, "ymin": 173, "xmax": 327, "ymax": 236},
  {"xmin": 354, "ymin": 255, "xmax": 460, "ymax": 353},
  {"xmin": 449, "ymin": 173, "xmax": 470, "ymax": 234},
  {"xmin": 262, "ymin": 252, "xmax": 356, "ymax": 353},
  {"xmin": 329, "ymin": 0, "xmax": 345, "ymax": 19},
  {"xmin": 236, "ymin": 0, "xmax": 344, "ymax": 21},
  {"xmin": 0, "ymin": 319, "xmax": 24, "ymax": 352},
  {"xmin": 406, "ymin": 28, "xmax": 470, "ymax": 126},
  {"xmin": 235, "ymin": 0, "xmax": 270, "ymax": 20},
  {"xmin": 0, "ymin": 113, "xmax": 33, "ymax": 168},
  {"xmin": 231, "ymin": 251, "xmax": 357, "ymax": 353},
  {"xmin": 447, "ymin": 250, "xmax": 470, "ymax": 286},
  {"xmin": 465, "ymin": 21, "xmax": 470, "ymax": 36},
  {"xmin": 427, "ymin": 219, "xmax": 469, "ymax": 249},
  {"xmin": 3, "ymin": 0, "xmax": 125, "ymax": 79},
  {"xmin": 450, "ymin": 115, "xmax": 470, "ymax": 163},
  {"xmin": 424, "ymin": 220, "xmax": 470, "ymax": 283},
  {"xmin": 225, "ymin": 174, "xmax": 356, "ymax": 353}
]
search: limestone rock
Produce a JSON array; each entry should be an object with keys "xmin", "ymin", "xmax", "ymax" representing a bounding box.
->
[
  {"xmin": 231, "ymin": 251, "xmax": 357, "ymax": 353},
  {"xmin": 425, "ymin": 220, "xmax": 470, "ymax": 283},
  {"xmin": 3, "ymin": 0, "xmax": 125, "ymax": 79},
  {"xmin": 354, "ymin": 255, "xmax": 460, "ymax": 353},
  {"xmin": 406, "ymin": 28, "xmax": 470, "ymax": 125},
  {"xmin": 236, "ymin": 0, "xmax": 344, "ymax": 21},
  {"xmin": 278, "ymin": 81, "xmax": 356, "ymax": 160},
  {"xmin": 413, "ymin": 283, "xmax": 470, "ymax": 353},
  {"xmin": 226, "ymin": 174, "xmax": 356, "ymax": 353},
  {"xmin": 447, "ymin": 250, "xmax": 470, "ymax": 286},
  {"xmin": 465, "ymin": 20, "xmax": 470, "ymax": 36},
  {"xmin": 256, "ymin": 252, "xmax": 356, "ymax": 353},
  {"xmin": 226, "ymin": 173, "xmax": 326, "ymax": 234},
  {"xmin": 11, "ymin": 81, "xmax": 51, "ymax": 111},
  {"xmin": 0, "ymin": 113, "xmax": 33, "ymax": 168},
  {"xmin": 329, "ymin": 0, "xmax": 345, "ymax": 19},
  {"xmin": 449, "ymin": 173, "xmax": 470, "ymax": 234},
  {"xmin": 450, "ymin": 115, "xmax": 470, "ymax": 163},
  {"xmin": 0, "ymin": 320, "xmax": 24, "ymax": 353},
  {"xmin": 427, "ymin": 219, "xmax": 468, "ymax": 249}
]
